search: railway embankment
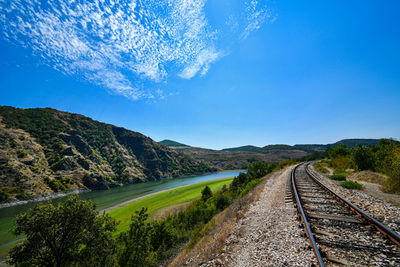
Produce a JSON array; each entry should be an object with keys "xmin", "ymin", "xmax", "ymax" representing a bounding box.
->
[{"xmin": 201, "ymin": 166, "xmax": 316, "ymax": 266}]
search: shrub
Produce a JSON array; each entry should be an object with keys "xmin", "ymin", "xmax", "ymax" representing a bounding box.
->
[
  {"xmin": 215, "ymin": 194, "xmax": 231, "ymax": 210},
  {"xmin": 353, "ymin": 144, "xmax": 375, "ymax": 171},
  {"xmin": 329, "ymin": 174, "xmax": 346, "ymax": 181},
  {"xmin": 8, "ymin": 196, "xmax": 117, "ymax": 266},
  {"xmin": 382, "ymin": 146, "xmax": 400, "ymax": 193},
  {"xmin": 17, "ymin": 151, "xmax": 27, "ymax": 158},
  {"xmin": 45, "ymin": 178, "xmax": 66, "ymax": 192},
  {"xmin": 16, "ymin": 193, "xmax": 29, "ymax": 200},
  {"xmin": 340, "ymin": 180, "xmax": 363, "ymax": 190},
  {"xmin": 333, "ymin": 168, "xmax": 346, "ymax": 174},
  {"xmin": 239, "ymin": 178, "xmax": 263, "ymax": 197},
  {"xmin": 0, "ymin": 190, "xmax": 9, "ymax": 202},
  {"xmin": 331, "ymin": 155, "xmax": 355, "ymax": 170},
  {"xmin": 314, "ymin": 162, "xmax": 329, "ymax": 174},
  {"xmin": 201, "ymin": 186, "xmax": 212, "ymax": 201}
]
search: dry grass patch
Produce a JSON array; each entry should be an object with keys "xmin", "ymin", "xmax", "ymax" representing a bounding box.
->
[
  {"xmin": 349, "ymin": 171, "xmax": 388, "ymax": 186},
  {"xmin": 152, "ymin": 202, "xmax": 191, "ymax": 220}
]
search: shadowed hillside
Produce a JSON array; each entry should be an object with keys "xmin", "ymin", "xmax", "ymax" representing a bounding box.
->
[{"xmin": 0, "ymin": 106, "xmax": 214, "ymax": 202}]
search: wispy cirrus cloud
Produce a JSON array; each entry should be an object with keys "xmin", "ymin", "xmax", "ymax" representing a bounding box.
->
[
  {"xmin": 241, "ymin": 0, "xmax": 273, "ymax": 40},
  {"xmin": 0, "ymin": 0, "xmax": 273, "ymax": 100}
]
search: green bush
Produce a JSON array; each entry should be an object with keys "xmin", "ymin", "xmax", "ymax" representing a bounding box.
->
[
  {"xmin": 353, "ymin": 144, "xmax": 375, "ymax": 171},
  {"xmin": 201, "ymin": 186, "xmax": 212, "ymax": 201},
  {"xmin": 17, "ymin": 151, "xmax": 27, "ymax": 158},
  {"xmin": 333, "ymin": 168, "xmax": 346, "ymax": 174},
  {"xmin": 16, "ymin": 193, "xmax": 29, "ymax": 200},
  {"xmin": 314, "ymin": 162, "xmax": 329, "ymax": 174},
  {"xmin": 0, "ymin": 190, "xmax": 9, "ymax": 202},
  {"xmin": 340, "ymin": 180, "xmax": 363, "ymax": 190},
  {"xmin": 239, "ymin": 178, "xmax": 263, "ymax": 197},
  {"xmin": 329, "ymin": 174, "xmax": 346, "ymax": 181},
  {"xmin": 9, "ymin": 196, "xmax": 117, "ymax": 266},
  {"xmin": 45, "ymin": 178, "xmax": 66, "ymax": 192},
  {"xmin": 382, "ymin": 146, "xmax": 400, "ymax": 193}
]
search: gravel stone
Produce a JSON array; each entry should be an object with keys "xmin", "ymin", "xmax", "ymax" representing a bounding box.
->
[{"xmin": 202, "ymin": 167, "xmax": 316, "ymax": 267}]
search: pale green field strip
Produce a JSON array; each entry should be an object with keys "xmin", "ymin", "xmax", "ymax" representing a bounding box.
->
[{"xmin": 108, "ymin": 177, "xmax": 234, "ymax": 234}]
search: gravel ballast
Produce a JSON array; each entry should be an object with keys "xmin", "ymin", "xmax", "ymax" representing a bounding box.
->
[
  {"xmin": 203, "ymin": 166, "xmax": 316, "ymax": 267},
  {"xmin": 309, "ymin": 164, "xmax": 400, "ymax": 235}
]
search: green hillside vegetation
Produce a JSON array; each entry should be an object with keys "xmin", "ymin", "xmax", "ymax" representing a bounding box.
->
[
  {"xmin": 221, "ymin": 145, "xmax": 262, "ymax": 153},
  {"xmin": 324, "ymin": 139, "xmax": 400, "ymax": 193},
  {"xmin": 0, "ymin": 106, "xmax": 215, "ymax": 201},
  {"xmin": 159, "ymin": 140, "xmax": 189, "ymax": 147},
  {"xmin": 293, "ymin": 144, "xmax": 326, "ymax": 152},
  {"xmin": 332, "ymin": 139, "xmax": 379, "ymax": 148},
  {"xmin": 222, "ymin": 144, "xmax": 296, "ymax": 153},
  {"xmin": 221, "ymin": 139, "xmax": 380, "ymax": 154}
]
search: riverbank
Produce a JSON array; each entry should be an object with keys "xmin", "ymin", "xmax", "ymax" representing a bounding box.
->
[{"xmin": 0, "ymin": 188, "xmax": 90, "ymax": 209}]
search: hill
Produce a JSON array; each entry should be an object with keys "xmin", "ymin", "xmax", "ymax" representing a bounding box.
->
[
  {"xmin": 162, "ymin": 143, "xmax": 308, "ymax": 170},
  {"xmin": 223, "ymin": 139, "xmax": 381, "ymax": 153},
  {"xmin": 0, "ymin": 106, "xmax": 214, "ymax": 202},
  {"xmin": 159, "ymin": 139, "xmax": 188, "ymax": 147},
  {"xmin": 331, "ymin": 139, "xmax": 379, "ymax": 148},
  {"xmin": 161, "ymin": 138, "xmax": 381, "ymax": 170}
]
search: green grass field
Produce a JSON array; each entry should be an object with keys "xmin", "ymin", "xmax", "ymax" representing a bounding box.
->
[{"xmin": 108, "ymin": 177, "xmax": 234, "ymax": 234}]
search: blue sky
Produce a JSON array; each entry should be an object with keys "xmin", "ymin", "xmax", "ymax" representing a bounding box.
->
[{"xmin": 0, "ymin": 0, "xmax": 399, "ymax": 149}]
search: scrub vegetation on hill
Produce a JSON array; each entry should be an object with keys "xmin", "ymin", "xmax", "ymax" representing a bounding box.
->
[
  {"xmin": 0, "ymin": 106, "xmax": 215, "ymax": 201},
  {"xmin": 7, "ymin": 161, "xmax": 277, "ymax": 266},
  {"xmin": 322, "ymin": 139, "xmax": 400, "ymax": 193}
]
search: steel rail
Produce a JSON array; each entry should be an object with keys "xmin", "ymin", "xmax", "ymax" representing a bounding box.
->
[
  {"xmin": 291, "ymin": 164, "xmax": 325, "ymax": 267},
  {"xmin": 305, "ymin": 163, "xmax": 400, "ymax": 247}
]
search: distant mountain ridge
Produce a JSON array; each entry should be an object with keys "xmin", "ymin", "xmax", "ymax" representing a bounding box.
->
[
  {"xmin": 159, "ymin": 138, "xmax": 381, "ymax": 170},
  {"xmin": 161, "ymin": 138, "xmax": 381, "ymax": 153},
  {"xmin": 159, "ymin": 139, "xmax": 189, "ymax": 147},
  {"xmin": 0, "ymin": 106, "xmax": 214, "ymax": 201}
]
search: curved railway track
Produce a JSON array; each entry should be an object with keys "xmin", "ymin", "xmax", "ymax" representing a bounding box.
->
[{"xmin": 291, "ymin": 163, "xmax": 400, "ymax": 266}]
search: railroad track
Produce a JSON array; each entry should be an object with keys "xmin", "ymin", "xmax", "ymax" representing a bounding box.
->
[{"xmin": 291, "ymin": 163, "xmax": 400, "ymax": 266}]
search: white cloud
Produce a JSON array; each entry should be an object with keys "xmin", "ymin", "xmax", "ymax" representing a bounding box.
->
[
  {"xmin": 241, "ymin": 0, "xmax": 271, "ymax": 40},
  {"xmin": 178, "ymin": 48, "xmax": 222, "ymax": 79},
  {"xmin": 0, "ymin": 0, "xmax": 272, "ymax": 99}
]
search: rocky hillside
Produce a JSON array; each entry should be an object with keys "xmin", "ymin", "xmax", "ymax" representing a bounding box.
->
[{"xmin": 0, "ymin": 106, "xmax": 214, "ymax": 202}]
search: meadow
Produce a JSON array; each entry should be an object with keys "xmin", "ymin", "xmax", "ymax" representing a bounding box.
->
[{"xmin": 108, "ymin": 177, "xmax": 234, "ymax": 234}]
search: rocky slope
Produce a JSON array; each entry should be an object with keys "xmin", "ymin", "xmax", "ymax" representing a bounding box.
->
[{"xmin": 0, "ymin": 106, "xmax": 214, "ymax": 202}]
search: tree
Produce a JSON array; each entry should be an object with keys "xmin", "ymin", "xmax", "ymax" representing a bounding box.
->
[
  {"xmin": 201, "ymin": 186, "xmax": 213, "ymax": 201},
  {"xmin": 8, "ymin": 196, "xmax": 117, "ymax": 267},
  {"xmin": 383, "ymin": 146, "xmax": 400, "ymax": 193},
  {"xmin": 326, "ymin": 145, "xmax": 349, "ymax": 158},
  {"xmin": 353, "ymin": 144, "xmax": 375, "ymax": 171},
  {"xmin": 118, "ymin": 208, "xmax": 153, "ymax": 267},
  {"xmin": 247, "ymin": 162, "xmax": 275, "ymax": 179}
]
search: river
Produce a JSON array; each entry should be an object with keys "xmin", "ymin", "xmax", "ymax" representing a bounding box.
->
[{"xmin": 0, "ymin": 170, "xmax": 242, "ymax": 258}]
